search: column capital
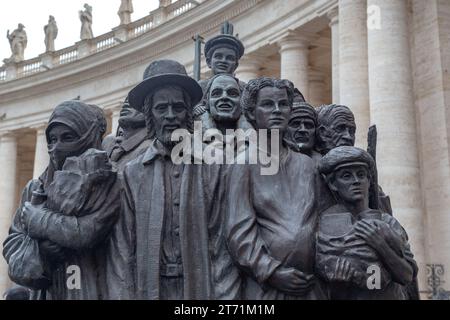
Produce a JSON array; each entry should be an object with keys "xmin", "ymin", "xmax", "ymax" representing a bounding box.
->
[
  {"xmin": 238, "ymin": 54, "xmax": 267, "ymax": 70},
  {"xmin": 235, "ymin": 54, "xmax": 265, "ymax": 82},
  {"xmin": 276, "ymin": 31, "xmax": 317, "ymax": 53},
  {"xmin": 30, "ymin": 123, "xmax": 48, "ymax": 134},
  {"xmin": 0, "ymin": 130, "xmax": 17, "ymax": 142},
  {"xmin": 327, "ymin": 7, "xmax": 339, "ymax": 27}
]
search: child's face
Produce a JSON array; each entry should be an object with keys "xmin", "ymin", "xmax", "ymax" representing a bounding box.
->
[{"xmin": 330, "ymin": 165, "xmax": 370, "ymax": 204}]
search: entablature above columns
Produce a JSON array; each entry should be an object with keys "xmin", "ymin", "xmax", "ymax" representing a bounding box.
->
[{"xmin": 0, "ymin": 0, "xmax": 339, "ymax": 132}]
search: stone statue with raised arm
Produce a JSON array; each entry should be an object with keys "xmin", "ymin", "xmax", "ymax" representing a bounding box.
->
[
  {"xmin": 79, "ymin": 3, "xmax": 94, "ymax": 40},
  {"xmin": 118, "ymin": 0, "xmax": 134, "ymax": 25},
  {"xmin": 44, "ymin": 16, "xmax": 58, "ymax": 52},
  {"xmin": 5, "ymin": 24, "xmax": 27, "ymax": 63}
]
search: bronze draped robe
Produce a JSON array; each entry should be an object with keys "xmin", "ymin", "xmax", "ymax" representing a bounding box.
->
[
  {"xmin": 3, "ymin": 160, "xmax": 120, "ymax": 300},
  {"xmin": 106, "ymin": 140, "xmax": 225, "ymax": 299},
  {"xmin": 316, "ymin": 205, "xmax": 418, "ymax": 300},
  {"xmin": 225, "ymin": 148, "xmax": 326, "ymax": 299},
  {"xmin": 3, "ymin": 102, "xmax": 120, "ymax": 300}
]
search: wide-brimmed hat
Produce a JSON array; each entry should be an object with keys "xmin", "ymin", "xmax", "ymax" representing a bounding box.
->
[
  {"xmin": 204, "ymin": 34, "xmax": 245, "ymax": 61},
  {"xmin": 128, "ymin": 59, "xmax": 203, "ymax": 112}
]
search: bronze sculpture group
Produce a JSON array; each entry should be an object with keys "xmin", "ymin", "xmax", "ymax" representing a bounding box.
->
[{"xmin": 2, "ymin": 26, "xmax": 418, "ymax": 300}]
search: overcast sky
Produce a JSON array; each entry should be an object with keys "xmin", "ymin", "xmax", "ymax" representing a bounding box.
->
[{"xmin": 1, "ymin": 0, "xmax": 160, "ymax": 61}]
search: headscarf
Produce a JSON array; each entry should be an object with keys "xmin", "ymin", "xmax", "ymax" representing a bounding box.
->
[{"xmin": 41, "ymin": 100, "xmax": 106, "ymax": 189}]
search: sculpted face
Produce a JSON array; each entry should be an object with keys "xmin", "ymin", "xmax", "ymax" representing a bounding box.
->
[
  {"xmin": 210, "ymin": 47, "xmax": 238, "ymax": 75},
  {"xmin": 118, "ymin": 103, "xmax": 146, "ymax": 130},
  {"xmin": 151, "ymin": 86, "xmax": 188, "ymax": 147},
  {"xmin": 209, "ymin": 75, "xmax": 241, "ymax": 124},
  {"xmin": 254, "ymin": 86, "xmax": 291, "ymax": 133},
  {"xmin": 330, "ymin": 165, "xmax": 370, "ymax": 204},
  {"xmin": 319, "ymin": 116, "xmax": 356, "ymax": 152},
  {"xmin": 47, "ymin": 124, "xmax": 81, "ymax": 170},
  {"xmin": 287, "ymin": 115, "xmax": 316, "ymax": 153}
]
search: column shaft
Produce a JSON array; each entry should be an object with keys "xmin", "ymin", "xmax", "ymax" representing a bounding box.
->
[
  {"xmin": 328, "ymin": 7, "xmax": 340, "ymax": 103},
  {"xmin": 235, "ymin": 56, "xmax": 261, "ymax": 83},
  {"xmin": 279, "ymin": 36, "xmax": 310, "ymax": 100},
  {"xmin": 309, "ymin": 71, "xmax": 327, "ymax": 107},
  {"xmin": 111, "ymin": 108, "xmax": 121, "ymax": 136},
  {"xmin": 368, "ymin": 0, "xmax": 426, "ymax": 289},
  {"xmin": 339, "ymin": 0, "xmax": 370, "ymax": 148},
  {"xmin": 0, "ymin": 133, "xmax": 17, "ymax": 295},
  {"xmin": 33, "ymin": 126, "xmax": 49, "ymax": 179}
]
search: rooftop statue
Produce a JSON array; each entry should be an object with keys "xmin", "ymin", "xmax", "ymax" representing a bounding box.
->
[
  {"xmin": 79, "ymin": 3, "xmax": 94, "ymax": 40},
  {"xmin": 44, "ymin": 16, "xmax": 58, "ymax": 52},
  {"xmin": 4, "ymin": 24, "xmax": 27, "ymax": 64},
  {"xmin": 118, "ymin": 0, "xmax": 134, "ymax": 25}
]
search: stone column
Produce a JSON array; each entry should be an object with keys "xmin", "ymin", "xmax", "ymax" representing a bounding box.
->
[
  {"xmin": 32, "ymin": 125, "xmax": 49, "ymax": 179},
  {"xmin": 0, "ymin": 132, "xmax": 18, "ymax": 295},
  {"xmin": 327, "ymin": 7, "xmax": 340, "ymax": 104},
  {"xmin": 339, "ymin": 0, "xmax": 370, "ymax": 148},
  {"xmin": 235, "ymin": 56, "xmax": 261, "ymax": 83},
  {"xmin": 368, "ymin": 0, "xmax": 426, "ymax": 289},
  {"xmin": 278, "ymin": 34, "xmax": 310, "ymax": 100},
  {"xmin": 308, "ymin": 70, "xmax": 327, "ymax": 107},
  {"xmin": 111, "ymin": 107, "xmax": 122, "ymax": 135}
]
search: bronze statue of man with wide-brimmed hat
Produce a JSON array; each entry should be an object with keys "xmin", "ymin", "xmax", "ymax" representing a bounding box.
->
[{"xmin": 107, "ymin": 59, "xmax": 236, "ymax": 300}]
